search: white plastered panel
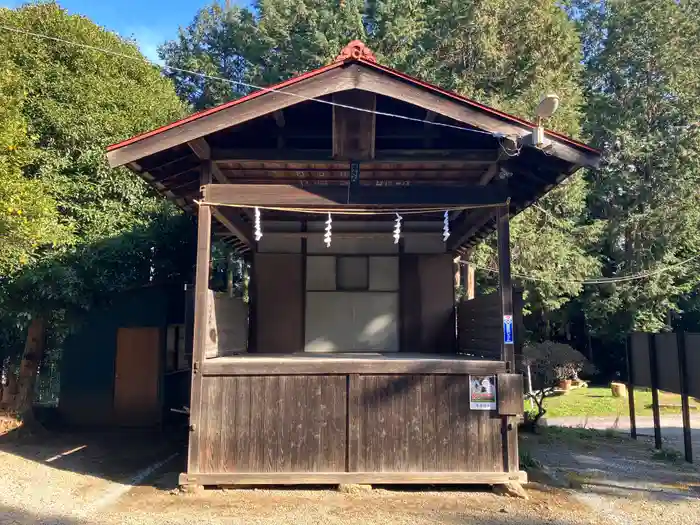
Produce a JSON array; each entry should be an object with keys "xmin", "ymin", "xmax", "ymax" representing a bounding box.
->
[{"xmin": 305, "ymin": 292, "xmax": 398, "ymax": 352}]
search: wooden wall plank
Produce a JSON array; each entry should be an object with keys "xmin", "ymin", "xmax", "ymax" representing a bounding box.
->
[
  {"xmin": 348, "ymin": 375, "xmax": 360, "ymax": 472},
  {"xmin": 447, "ymin": 376, "xmax": 468, "ymax": 469},
  {"xmin": 419, "ymin": 375, "xmax": 437, "ymax": 471},
  {"xmin": 347, "ymin": 374, "xmax": 503, "ymax": 473},
  {"xmin": 249, "ymin": 377, "xmax": 265, "ymax": 471},
  {"xmin": 685, "ymin": 333, "xmax": 700, "ymax": 399},
  {"xmin": 254, "ymin": 254, "xmax": 303, "ymax": 353},
  {"xmin": 196, "ymin": 372, "xmax": 508, "ymax": 477},
  {"xmin": 401, "ymin": 256, "xmax": 421, "ymax": 352},
  {"xmin": 630, "ymin": 332, "xmax": 652, "ymax": 388},
  {"xmin": 497, "ymin": 374, "xmax": 524, "ymax": 415},
  {"xmin": 264, "ymin": 376, "xmax": 279, "ymax": 471},
  {"xmin": 418, "ymin": 255, "xmax": 455, "ymax": 353},
  {"xmin": 655, "ymin": 333, "xmax": 681, "ymax": 394},
  {"xmin": 197, "ymin": 375, "xmax": 346, "ymax": 474},
  {"xmin": 458, "ymin": 290, "xmax": 524, "ymax": 360},
  {"xmin": 218, "ymin": 377, "xmax": 235, "ymax": 472},
  {"xmin": 434, "ymin": 375, "xmax": 452, "ymax": 471},
  {"xmin": 405, "ymin": 376, "xmax": 422, "ymax": 472},
  {"xmin": 198, "ymin": 377, "xmax": 224, "ymax": 474}
]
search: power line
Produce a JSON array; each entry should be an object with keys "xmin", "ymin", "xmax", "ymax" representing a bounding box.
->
[
  {"xmin": 459, "ymin": 253, "xmax": 700, "ymax": 285},
  {"xmin": 0, "ymin": 23, "xmax": 504, "ymax": 139}
]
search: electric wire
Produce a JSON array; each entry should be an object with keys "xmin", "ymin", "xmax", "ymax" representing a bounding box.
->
[
  {"xmin": 0, "ymin": 24, "xmax": 509, "ymax": 139},
  {"xmin": 459, "ymin": 253, "xmax": 700, "ymax": 285}
]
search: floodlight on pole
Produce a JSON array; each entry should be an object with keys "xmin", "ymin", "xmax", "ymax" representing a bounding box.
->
[{"xmin": 533, "ymin": 93, "xmax": 559, "ymax": 148}]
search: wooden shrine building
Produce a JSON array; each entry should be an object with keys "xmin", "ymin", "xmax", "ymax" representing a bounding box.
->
[{"xmin": 107, "ymin": 41, "xmax": 599, "ymax": 487}]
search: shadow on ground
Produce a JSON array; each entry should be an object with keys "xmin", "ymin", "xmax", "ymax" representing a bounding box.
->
[{"xmin": 0, "ymin": 420, "xmax": 186, "ymax": 489}]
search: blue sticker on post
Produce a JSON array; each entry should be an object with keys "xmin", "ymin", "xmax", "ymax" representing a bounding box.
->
[{"xmin": 503, "ymin": 315, "xmax": 514, "ymax": 344}]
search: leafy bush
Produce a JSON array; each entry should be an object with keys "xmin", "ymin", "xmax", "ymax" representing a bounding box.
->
[{"xmin": 521, "ymin": 341, "xmax": 594, "ymax": 429}]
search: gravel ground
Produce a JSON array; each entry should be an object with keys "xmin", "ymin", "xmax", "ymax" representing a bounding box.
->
[
  {"xmin": 521, "ymin": 425, "xmax": 700, "ymax": 525},
  {"xmin": 0, "ymin": 424, "xmax": 601, "ymax": 525},
  {"xmin": 4, "ymin": 421, "xmax": 698, "ymax": 524}
]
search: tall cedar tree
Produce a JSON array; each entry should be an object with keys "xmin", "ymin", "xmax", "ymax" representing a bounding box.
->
[{"xmin": 574, "ymin": 0, "xmax": 700, "ymax": 340}]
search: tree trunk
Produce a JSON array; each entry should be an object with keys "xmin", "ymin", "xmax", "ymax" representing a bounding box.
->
[{"xmin": 12, "ymin": 317, "xmax": 46, "ymax": 420}]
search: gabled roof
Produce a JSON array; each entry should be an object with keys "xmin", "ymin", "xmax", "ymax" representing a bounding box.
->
[{"xmin": 107, "ymin": 40, "xmax": 598, "ymax": 169}]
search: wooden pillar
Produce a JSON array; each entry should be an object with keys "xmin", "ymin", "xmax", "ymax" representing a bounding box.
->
[
  {"xmin": 497, "ymin": 205, "xmax": 514, "ymax": 369},
  {"xmin": 625, "ymin": 336, "xmax": 637, "ymax": 439},
  {"xmin": 187, "ymin": 162, "xmax": 213, "ymax": 474},
  {"xmin": 465, "ymin": 263, "xmax": 475, "ymax": 301},
  {"xmin": 677, "ymin": 332, "xmax": 693, "ymax": 462},
  {"xmin": 497, "ymin": 204, "xmax": 518, "ymax": 474},
  {"xmin": 649, "ymin": 333, "xmax": 663, "ymax": 450}
]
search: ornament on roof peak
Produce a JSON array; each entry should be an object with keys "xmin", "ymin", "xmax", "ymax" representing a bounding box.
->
[{"xmin": 335, "ymin": 40, "xmax": 377, "ymax": 63}]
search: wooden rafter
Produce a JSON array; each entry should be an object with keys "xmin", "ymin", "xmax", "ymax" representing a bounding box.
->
[
  {"xmin": 446, "ymin": 208, "xmax": 497, "ymax": 251},
  {"xmin": 188, "ymin": 138, "xmax": 211, "ymax": 160},
  {"xmin": 211, "ymin": 206, "xmax": 253, "ymax": 249},
  {"xmin": 188, "ymin": 142, "xmax": 229, "ymax": 184}
]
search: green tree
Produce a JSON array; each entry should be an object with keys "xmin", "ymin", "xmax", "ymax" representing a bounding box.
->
[
  {"xmin": 574, "ymin": 0, "xmax": 700, "ymax": 341},
  {"xmin": 0, "ymin": 2, "xmax": 188, "ymax": 415},
  {"xmin": 0, "ymin": 60, "xmax": 70, "ymax": 277},
  {"xmin": 161, "ymin": 0, "xmax": 600, "ymax": 328}
]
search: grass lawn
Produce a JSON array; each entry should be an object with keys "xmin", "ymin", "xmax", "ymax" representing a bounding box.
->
[{"xmin": 541, "ymin": 386, "xmax": 698, "ymax": 418}]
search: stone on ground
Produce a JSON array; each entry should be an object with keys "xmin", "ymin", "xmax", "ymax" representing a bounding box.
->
[
  {"xmin": 493, "ymin": 482, "xmax": 529, "ymax": 500},
  {"xmin": 338, "ymin": 483, "xmax": 373, "ymax": 494}
]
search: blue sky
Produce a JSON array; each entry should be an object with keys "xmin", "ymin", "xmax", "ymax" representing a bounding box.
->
[{"xmin": 1, "ymin": 1, "xmax": 244, "ymax": 62}]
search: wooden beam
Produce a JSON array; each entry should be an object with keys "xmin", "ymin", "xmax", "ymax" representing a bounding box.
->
[
  {"xmin": 202, "ymin": 356, "xmax": 507, "ymax": 376},
  {"xmin": 203, "ymin": 183, "xmax": 507, "ymax": 208},
  {"xmin": 216, "ymin": 231, "xmax": 443, "ymax": 239},
  {"xmin": 187, "ymin": 164, "xmax": 213, "ymax": 474},
  {"xmin": 479, "ymin": 163, "xmax": 500, "ymax": 185},
  {"xmin": 333, "ymin": 90, "xmax": 376, "ymax": 160},
  {"xmin": 211, "ymin": 206, "xmax": 253, "ymax": 249},
  {"xmin": 188, "ymin": 138, "xmax": 211, "ymax": 160},
  {"xmin": 465, "ymin": 262, "xmax": 475, "ymax": 300},
  {"xmin": 180, "ymin": 470, "xmax": 527, "ymax": 487},
  {"xmin": 212, "ymin": 148, "xmax": 498, "ymax": 163},
  {"xmin": 446, "ymin": 208, "xmax": 496, "ymax": 251},
  {"xmin": 127, "ymin": 162, "xmax": 192, "ymax": 211},
  {"xmin": 210, "ymin": 163, "xmax": 229, "ymax": 184},
  {"xmin": 187, "ymin": 142, "xmax": 229, "ymax": 183},
  {"xmin": 273, "ymin": 110, "xmax": 285, "ymax": 128},
  {"xmin": 423, "ymin": 110, "xmax": 438, "ymax": 148}
]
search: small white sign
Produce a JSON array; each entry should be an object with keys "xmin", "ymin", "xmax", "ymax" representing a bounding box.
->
[{"xmin": 470, "ymin": 375, "xmax": 497, "ymax": 411}]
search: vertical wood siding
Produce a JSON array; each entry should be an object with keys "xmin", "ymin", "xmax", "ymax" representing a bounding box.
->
[{"xmin": 193, "ymin": 372, "xmax": 506, "ymax": 475}]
